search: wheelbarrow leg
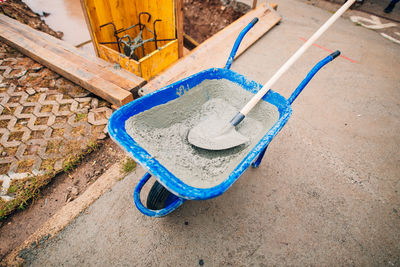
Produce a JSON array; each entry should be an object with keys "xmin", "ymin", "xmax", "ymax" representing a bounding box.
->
[
  {"xmin": 251, "ymin": 144, "xmax": 268, "ymax": 168},
  {"xmin": 133, "ymin": 172, "xmax": 186, "ymax": 217}
]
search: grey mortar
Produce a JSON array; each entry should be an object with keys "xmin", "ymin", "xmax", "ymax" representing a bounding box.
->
[{"xmin": 125, "ymin": 79, "xmax": 279, "ymax": 188}]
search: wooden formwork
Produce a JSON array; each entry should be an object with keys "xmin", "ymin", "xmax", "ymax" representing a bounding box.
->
[{"xmin": 81, "ymin": 0, "xmax": 180, "ymax": 80}]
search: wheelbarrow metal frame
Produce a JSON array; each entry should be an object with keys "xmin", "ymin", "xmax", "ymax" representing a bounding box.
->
[{"xmin": 108, "ymin": 18, "xmax": 340, "ymax": 217}]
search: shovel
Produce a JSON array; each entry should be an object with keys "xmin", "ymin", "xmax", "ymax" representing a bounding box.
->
[{"xmin": 188, "ymin": 0, "xmax": 356, "ymax": 150}]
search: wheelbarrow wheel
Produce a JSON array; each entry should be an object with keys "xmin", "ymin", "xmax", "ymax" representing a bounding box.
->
[{"xmin": 146, "ymin": 181, "xmax": 176, "ymax": 210}]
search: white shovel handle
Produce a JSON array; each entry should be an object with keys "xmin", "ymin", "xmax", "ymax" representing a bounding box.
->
[{"xmin": 239, "ymin": 0, "xmax": 356, "ymax": 116}]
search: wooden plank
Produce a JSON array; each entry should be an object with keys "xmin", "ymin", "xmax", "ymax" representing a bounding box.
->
[
  {"xmin": 175, "ymin": 0, "xmax": 184, "ymax": 58},
  {"xmin": 129, "ymin": 0, "xmax": 177, "ymax": 58},
  {"xmin": 270, "ymin": 3, "xmax": 278, "ymax": 10},
  {"xmin": 80, "ymin": 0, "xmax": 100, "ymax": 56},
  {"xmin": 99, "ymin": 40, "xmax": 179, "ymax": 81},
  {"xmin": 99, "ymin": 44, "xmax": 141, "ymax": 77},
  {"xmin": 140, "ymin": 3, "xmax": 281, "ymax": 95},
  {"xmin": 252, "ymin": 0, "xmax": 258, "ymax": 9},
  {"xmin": 153, "ymin": 0, "xmax": 176, "ymax": 43},
  {"xmin": 140, "ymin": 40, "xmax": 179, "ymax": 80},
  {"xmin": 0, "ymin": 13, "xmax": 145, "ymax": 89},
  {"xmin": 0, "ymin": 23, "xmax": 133, "ymax": 106},
  {"xmin": 0, "ymin": 18, "xmax": 142, "ymax": 92},
  {"xmin": 80, "ymin": 0, "xmax": 179, "ymax": 80},
  {"xmin": 183, "ymin": 33, "xmax": 200, "ymax": 47},
  {"xmin": 139, "ymin": 0, "xmax": 151, "ymax": 58},
  {"xmin": 231, "ymin": 5, "xmax": 281, "ymax": 58},
  {"xmin": 86, "ymin": 0, "xmax": 119, "ymax": 52},
  {"xmin": 183, "ymin": 47, "xmax": 190, "ymax": 56},
  {"xmin": 98, "ymin": 0, "xmax": 119, "ymax": 51}
]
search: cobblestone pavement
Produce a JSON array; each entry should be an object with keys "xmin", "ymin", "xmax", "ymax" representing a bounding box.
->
[{"xmin": 0, "ymin": 42, "xmax": 112, "ymax": 202}]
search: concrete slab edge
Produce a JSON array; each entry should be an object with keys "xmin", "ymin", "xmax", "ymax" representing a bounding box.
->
[{"xmin": 1, "ymin": 162, "xmax": 126, "ymax": 266}]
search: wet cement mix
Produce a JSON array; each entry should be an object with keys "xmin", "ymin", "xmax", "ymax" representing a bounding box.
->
[{"xmin": 126, "ymin": 79, "xmax": 279, "ymax": 188}]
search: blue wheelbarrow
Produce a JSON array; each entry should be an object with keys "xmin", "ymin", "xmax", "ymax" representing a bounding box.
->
[{"xmin": 108, "ymin": 18, "xmax": 340, "ymax": 217}]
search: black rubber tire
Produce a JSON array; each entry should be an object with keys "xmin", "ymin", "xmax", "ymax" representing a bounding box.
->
[{"xmin": 146, "ymin": 181, "xmax": 173, "ymax": 210}]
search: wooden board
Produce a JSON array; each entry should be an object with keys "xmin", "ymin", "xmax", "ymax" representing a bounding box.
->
[
  {"xmin": 0, "ymin": 13, "xmax": 141, "ymax": 86},
  {"xmin": 80, "ymin": 0, "xmax": 100, "ymax": 56},
  {"xmin": 175, "ymin": 0, "xmax": 184, "ymax": 58},
  {"xmin": 82, "ymin": 0, "xmax": 176, "ymax": 61},
  {"xmin": 140, "ymin": 40, "xmax": 178, "ymax": 80},
  {"xmin": 99, "ymin": 44, "xmax": 142, "ymax": 77},
  {"xmin": 0, "ymin": 14, "xmax": 147, "ymax": 106},
  {"xmin": 139, "ymin": 3, "xmax": 281, "ymax": 95},
  {"xmin": 183, "ymin": 47, "xmax": 190, "ymax": 56},
  {"xmin": 0, "ymin": 13, "xmax": 145, "ymax": 90},
  {"xmin": 99, "ymin": 39, "xmax": 178, "ymax": 81},
  {"xmin": 252, "ymin": 0, "xmax": 258, "ymax": 9},
  {"xmin": 0, "ymin": 22, "xmax": 141, "ymax": 92}
]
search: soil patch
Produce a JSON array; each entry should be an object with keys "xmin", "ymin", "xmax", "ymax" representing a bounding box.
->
[
  {"xmin": 183, "ymin": 0, "xmax": 249, "ymax": 43},
  {"xmin": 0, "ymin": 0, "xmax": 124, "ymax": 259},
  {"xmin": 0, "ymin": 0, "xmax": 63, "ymax": 39},
  {"xmin": 0, "ymin": 138, "xmax": 125, "ymax": 260}
]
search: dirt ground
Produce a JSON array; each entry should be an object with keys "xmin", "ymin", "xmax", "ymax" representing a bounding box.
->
[
  {"xmin": 0, "ymin": 0, "xmax": 253, "ymax": 260},
  {"xmin": 0, "ymin": 138, "xmax": 125, "ymax": 260},
  {"xmin": 5, "ymin": 0, "xmax": 398, "ymax": 264},
  {"xmin": 18, "ymin": 0, "xmax": 399, "ymax": 264},
  {"xmin": 0, "ymin": 0, "xmax": 127, "ymax": 260},
  {"xmin": 0, "ymin": 0, "xmax": 63, "ymax": 39},
  {"xmin": 183, "ymin": 0, "xmax": 249, "ymax": 43}
]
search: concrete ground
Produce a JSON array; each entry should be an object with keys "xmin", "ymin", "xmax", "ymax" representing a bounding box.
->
[{"xmin": 24, "ymin": 0, "xmax": 399, "ymax": 265}]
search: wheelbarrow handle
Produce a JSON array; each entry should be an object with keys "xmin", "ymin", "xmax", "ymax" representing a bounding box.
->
[
  {"xmin": 133, "ymin": 172, "xmax": 186, "ymax": 217},
  {"xmin": 225, "ymin": 17, "xmax": 259, "ymax": 70},
  {"xmin": 287, "ymin": 50, "xmax": 341, "ymax": 104}
]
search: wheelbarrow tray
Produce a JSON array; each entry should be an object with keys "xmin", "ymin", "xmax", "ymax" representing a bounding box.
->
[{"xmin": 108, "ymin": 67, "xmax": 292, "ymax": 200}]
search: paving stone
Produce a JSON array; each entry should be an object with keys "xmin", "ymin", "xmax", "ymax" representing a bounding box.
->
[
  {"xmin": 3, "ymin": 67, "xmax": 27, "ymax": 79},
  {"xmin": 88, "ymin": 107, "xmax": 113, "ymax": 126},
  {"xmin": 0, "ymin": 45, "xmax": 113, "ymax": 201},
  {"xmin": 31, "ymin": 66, "xmax": 43, "ymax": 72},
  {"xmin": 26, "ymin": 88, "xmax": 36, "ymax": 95}
]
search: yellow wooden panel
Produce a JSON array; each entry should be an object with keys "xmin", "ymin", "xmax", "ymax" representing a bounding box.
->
[
  {"xmin": 84, "ymin": 0, "xmax": 119, "ymax": 51},
  {"xmin": 84, "ymin": 0, "xmax": 176, "ymax": 58},
  {"xmin": 134, "ymin": 0, "xmax": 176, "ymax": 59},
  {"xmin": 135, "ymin": 0, "xmax": 150, "ymax": 59},
  {"xmin": 82, "ymin": 0, "xmax": 100, "ymax": 53},
  {"xmin": 98, "ymin": 44, "xmax": 141, "ymax": 77},
  {"xmin": 108, "ymin": 0, "xmax": 141, "ymax": 57},
  {"xmin": 97, "ymin": 0, "xmax": 119, "ymax": 51},
  {"xmin": 140, "ymin": 40, "xmax": 178, "ymax": 80},
  {"xmin": 120, "ymin": 0, "xmax": 140, "ymax": 58},
  {"xmin": 108, "ymin": 0, "xmax": 125, "ymax": 33},
  {"xmin": 83, "ymin": 0, "xmax": 178, "ymax": 79},
  {"xmin": 80, "ymin": 0, "xmax": 99, "ymax": 56}
]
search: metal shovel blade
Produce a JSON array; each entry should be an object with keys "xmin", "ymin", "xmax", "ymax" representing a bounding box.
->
[{"xmin": 188, "ymin": 115, "xmax": 249, "ymax": 150}]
